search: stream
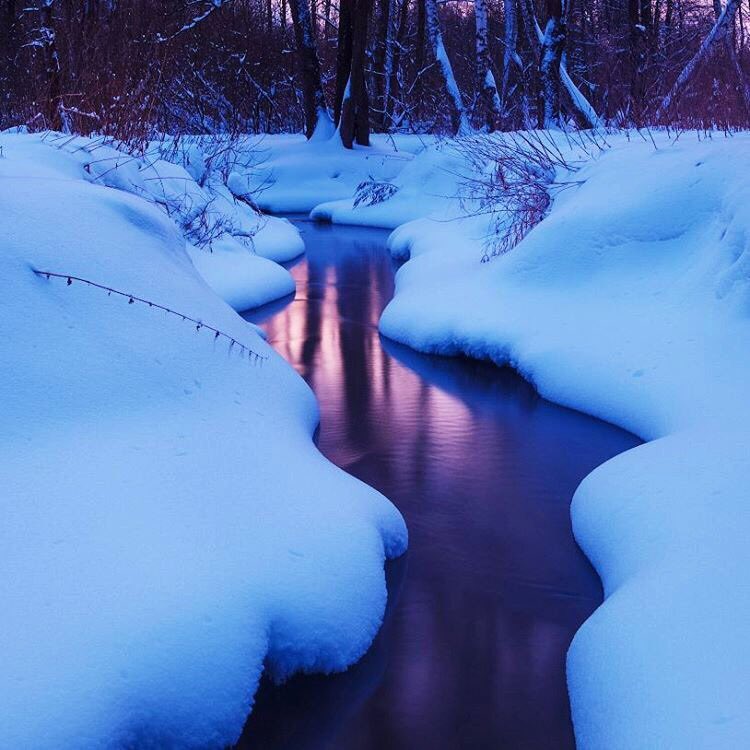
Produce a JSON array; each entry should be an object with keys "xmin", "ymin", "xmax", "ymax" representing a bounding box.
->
[{"xmin": 239, "ymin": 219, "xmax": 640, "ymax": 749}]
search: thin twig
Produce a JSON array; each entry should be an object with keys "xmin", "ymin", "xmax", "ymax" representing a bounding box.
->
[{"xmin": 32, "ymin": 269, "xmax": 267, "ymax": 364}]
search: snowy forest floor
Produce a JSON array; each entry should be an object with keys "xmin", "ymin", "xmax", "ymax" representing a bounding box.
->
[{"xmin": 2, "ymin": 127, "xmax": 749, "ymax": 749}]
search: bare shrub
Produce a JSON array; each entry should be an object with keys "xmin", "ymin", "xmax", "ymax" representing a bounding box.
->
[
  {"xmin": 353, "ymin": 178, "xmax": 399, "ymax": 207},
  {"xmin": 454, "ymin": 130, "xmax": 601, "ymax": 261}
]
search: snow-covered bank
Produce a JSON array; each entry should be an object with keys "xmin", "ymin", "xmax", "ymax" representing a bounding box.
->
[
  {"xmin": 234, "ymin": 132, "xmax": 431, "ymax": 215},
  {"xmin": 0, "ymin": 134, "xmax": 407, "ymax": 748},
  {"xmin": 265, "ymin": 130, "xmax": 750, "ymax": 747},
  {"xmin": 378, "ymin": 134, "xmax": 750, "ymax": 748},
  {"xmin": 3, "ymin": 132, "xmax": 306, "ymax": 312}
]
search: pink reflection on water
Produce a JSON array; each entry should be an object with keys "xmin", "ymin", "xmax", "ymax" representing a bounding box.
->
[{"xmin": 240, "ymin": 220, "xmax": 640, "ymax": 750}]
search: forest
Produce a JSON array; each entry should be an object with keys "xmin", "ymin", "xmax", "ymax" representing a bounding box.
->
[{"xmin": 0, "ymin": 0, "xmax": 747, "ymax": 145}]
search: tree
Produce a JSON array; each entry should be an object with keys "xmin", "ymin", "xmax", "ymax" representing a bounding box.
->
[
  {"xmin": 1, "ymin": 0, "xmax": 749, "ymax": 138},
  {"xmin": 374, "ymin": 0, "xmax": 399, "ymax": 129},
  {"xmin": 524, "ymin": 0, "xmax": 599, "ymax": 128},
  {"xmin": 425, "ymin": 0, "xmax": 469, "ymax": 134},
  {"xmin": 289, "ymin": 0, "xmax": 334, "ymax": 138},
  {"xmin": 538, "ymin": 0, "xmax": 566, "ymax": 127},
  {"xmin": 500, "ymin": 0, "xmax": 521, "ymax": 123},
  {"xmin": 335, "ymin": 0, "xmax": 353, "ymax": 125},
  {"xmin": 336, "ymin": 0, "xmax": 373, "ymax": 146},
  {"xmin": 656, "ymin": 0, "xmax": 742, "ymax": 120},
  {"xmin": 475, "ymin": 0, "xmax": 502, "ymax": 130}
]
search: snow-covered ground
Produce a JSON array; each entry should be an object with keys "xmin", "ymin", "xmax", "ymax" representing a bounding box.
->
[
  {"xmin": 250, "ymin": 130, "xmax": 750, "ymax": 748},
  {"xmin": 235, "ymin": 132, "xmax": 431, "ymax": 214},
  {"xmin": 5, "ymin": 126, "xmax": 749, "ymax": 748},
  {"xmin": 0, "ymin": 133, "xmax": 406, "ymax": 748}
]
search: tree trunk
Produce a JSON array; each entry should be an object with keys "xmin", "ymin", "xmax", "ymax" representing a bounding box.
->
[
  {"xmin": 289, "ymin": 0, "xmax": 332, "ymax": 138},
  {"xmin": 41, "ymin": 0, "xmax": 65, "ymax": 131},
  {"xmin": 339, "ymin": 0, "xmax": 373, "ymax": 146},
  {"xmin": 416, "ymin": 0, "xmax": 426, "ymax": 71},
  {"xmin": 388, "ymin": 0, "xmax": 409, "ymax": 125},
  {"xmin": 475, "ymin": 0, "xmax": 502, "ymax": 129},
  {"xmin": 425, "ymin": 0, "xmax": 469, "ymax": 134},
  {"xmin": 334, "ymin": 0, "xmax": 353, "ymax": 124},
  {"xmin": 379, "ymin": 0, "xmax": 398, "ymax": 129},
  {"xmin": 714, "ymin": 0, "xmax": 750, "ymax": 117},
  {"xmin": 527, "ymin": 0, "xmax": 598, "ymax": 128},
  {"xmin": 628, "ymin": 0, "xmax": 650, "ymax": 120},
  {"xmin": 656, "ymin": 0, "xmax": 742, "ymax": 120},
  {"xmin": 0, "ymin": 0, "xmax": 18, "ymax": 104},
  {"xmin": 501, "ymin": 0, "xmax": 520, "ymax": 118},
  {"xmin": 538, "ymin": 0, "xmax": 565, "ymax": 128}
]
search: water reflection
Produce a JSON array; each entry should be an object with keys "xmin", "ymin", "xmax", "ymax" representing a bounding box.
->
[{"xmin": 239, "ymin": 220, "xmax": 640, "ymax": 750}]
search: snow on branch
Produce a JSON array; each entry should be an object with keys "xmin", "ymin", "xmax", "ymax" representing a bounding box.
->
[
  {"xmin": 158, "ymin": 0, "xmax": 232, "ymax": 42},
  {"xmin": 32, "ymin": 270, "xmax": 268, "ymax": 364}
]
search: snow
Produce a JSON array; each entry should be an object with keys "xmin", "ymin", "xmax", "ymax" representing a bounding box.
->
[
  {"xmin": 6, "ymin": 123, "xmax": 750, "ymax": 747},
  {"xmin": 0, "ymin": 133, "xmax": 406, "ymax": 748},
  {"xmin": 311, "ymin": 138, "xmax": 462, "ymax": 228},
  {"xmin": 233, "ymin": 132, "xmax": 428, "ymax": 214},
  {"xmin": 262, "ymin": 130, "xmax": 750, "ymax": 748},
  {"xmin": 9, "ymin": 132, "xmax": 306, "ymax": 312}
]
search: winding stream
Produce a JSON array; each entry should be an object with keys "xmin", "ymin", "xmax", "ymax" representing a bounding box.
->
[{"xmin": 239, "ymin": 219, "xmax": 639, "ymax": 749}]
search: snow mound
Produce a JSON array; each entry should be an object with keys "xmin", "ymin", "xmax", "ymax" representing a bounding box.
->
[
  {"xmin": 0, "ymin": 133, "xmax": 406, "ymax": 749},
  {"xmin": 233, "ymin": 133, "xmax": 422, "ymax": 214},
  {"xmin": 11, "ymin": 133, "xmax": 305, "ymax": 311},
  {"xmin": 373, "ymin": 132, "xmax": 750, "ymax": 748}
]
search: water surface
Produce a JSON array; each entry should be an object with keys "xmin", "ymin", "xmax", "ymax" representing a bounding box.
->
[{"xmin": 239, "ymin": 220, "xmax": 639, "ymax": 749}]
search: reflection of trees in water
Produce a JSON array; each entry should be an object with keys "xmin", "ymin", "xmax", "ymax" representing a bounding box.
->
[{"xmin": 239, "ymin": 221, "xmax": 640, "ymax": 750}]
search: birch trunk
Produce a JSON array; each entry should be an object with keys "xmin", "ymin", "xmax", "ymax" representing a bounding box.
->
[
  {"xmin": 538, "ymin": 0, "xmax": 565, "ymax": 128},
  {"xmin": 656, "ymin": 0, "xmax": 742, "ymax": 119},
  {"xmin": 527, "ymin": 0, "xmax": 599, "ymax": 128},
  {"xmin": 501, "ymin": 0, "xmax": 520, "ymax": 115},
  {"xmin": 475, "ymin": 0, "xmax": 502, "ymax": 130},
  {"xmin": 334, "ymin": 0, "xmax": 353, "ymax": 124},
  {"xmin": 425, "ymin": 0, "xmax": 470, "ymax": 135},
  {"xmin": 388, "ymin": 0, "xmax": 409, "ymax": 126}
]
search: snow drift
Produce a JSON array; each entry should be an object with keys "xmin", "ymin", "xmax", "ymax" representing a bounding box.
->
[
  {"xmin": 374, "ymin": 132, "xmax": 750, "ymax": 749},
  {"xmin": 0, "ymin": 133, "xmax": 406, "ymax": 749},
  {"xmin": 260, "ymin": 129, "xmax": 750, "ymax": 749}
]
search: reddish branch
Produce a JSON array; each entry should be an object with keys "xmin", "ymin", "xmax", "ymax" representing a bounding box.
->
[{"xmin": 33, "ymin": 270, "xmax": 267, "ymax": 364}]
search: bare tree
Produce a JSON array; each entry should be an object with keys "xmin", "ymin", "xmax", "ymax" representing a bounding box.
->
[
  {"xmin": 475, "ymin": 0, "xmax": 502, "ymax": 130},
  {"xmin": 526, "ymin": 0, "xmax": 599, "ymax": 127},
  {"xmin": 656, "ymin": 0, "xmax": 742, "ymax": 120},
  {"xmin": 289, "ymin": 0, "xmax": 333, "ymax": 138},
  {"xmin": 538, "ymin": 0, "xmax": 565, "ymax": 127},
  {"xmin": 2, "ymin": 0, "xmax": 749, "ymax": 138},
  {"xmin": 425, "ymin": 0, "xmax": 470, "ymax": 134},
  {"xmin": 338, "ymin": 0, "xmax": 373, "ymax": 146},
  {"xmin": 500, "ymin": 0, "xmax": 521, "ymax": 122},
  {"xmin": 37, "ymin": 0, "xmax": 66, "ymax": 130},
  {"xmin": 377, "ymin": 0, "xmax": 399, "ymax": 129}
]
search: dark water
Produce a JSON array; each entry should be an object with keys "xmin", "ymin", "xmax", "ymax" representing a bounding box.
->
[{"xmin": 239, "ymin": 220, "xmax": 639, "ymax": 750}]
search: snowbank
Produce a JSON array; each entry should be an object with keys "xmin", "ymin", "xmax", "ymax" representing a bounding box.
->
[
  {"xmin": 0, "ymin": 134, "xmax": 406, "ymax": 748},
  {"xmin": 239, "ymin": 129, "xmax": 750, "ymax": 747},
  {"xmin": 231, "ymin": 132, "xmax": 429, "ymax": 214},
  {"xmin": 309, "ymin": 138, "xmax": 464, "ymax": 228},
  {"xmin": 370, "ymin": 132, "xmax": 750, "ymax": 748},
  {"xmin": 9, "ymin": 132, "xmax": 305, "ymax": 312}
]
